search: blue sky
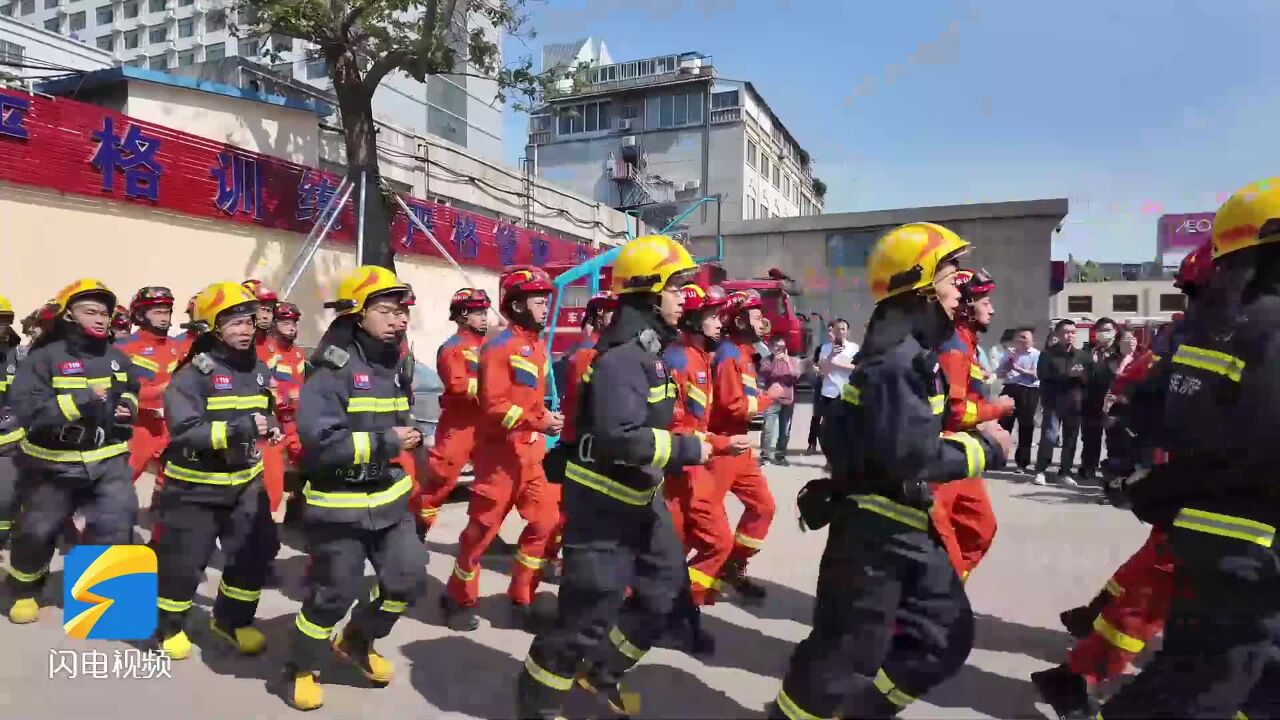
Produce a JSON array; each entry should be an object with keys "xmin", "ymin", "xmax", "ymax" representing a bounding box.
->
[{"xmin": 501, "ymin": 0, "xmax": 1280, "ymax": 262}]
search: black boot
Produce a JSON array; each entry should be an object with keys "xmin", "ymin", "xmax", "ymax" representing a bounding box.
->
[
  {"xmin": 576, "ymin": 674, "xmax": 639, "ymax": 717},
  {"xmin": 516, "ymin": 667, "xmax": 567, "ymax": 720},
  {"xmin": 1059, "ymin": 590, "xmax": 1109, "ymax": 639},
  {"xmin": 721, "ymin": 560, "xmax": 767, "ymax": 605},
  {"xmin": 1031, "ymin": 664, "xmax": 1096, "ymax": 720},
  {"xmin": 441, "ymin": 595, "xmax": 479, "ymax": 632}
]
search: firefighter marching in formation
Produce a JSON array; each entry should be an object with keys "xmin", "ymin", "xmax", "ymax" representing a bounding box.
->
[{"xmin": 2, "ymin": 179, "xmax": 1278, "ymax": 718}]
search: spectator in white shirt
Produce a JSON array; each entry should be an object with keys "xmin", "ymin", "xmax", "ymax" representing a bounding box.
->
[{"xmin": 806, "ymin": 318, "xmax": 858, "ymax": 459}]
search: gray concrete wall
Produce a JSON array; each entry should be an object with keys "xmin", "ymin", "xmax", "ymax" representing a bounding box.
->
[
  {"xmin": 707, "ymin": 122, "xmax": 745, "ymax": 222},
  {"xmin": 690, "ymin": 200, "xmax": 1067, "ymax": 347}
]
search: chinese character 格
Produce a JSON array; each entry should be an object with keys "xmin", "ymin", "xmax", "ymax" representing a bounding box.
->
[
  {"xmin": 112, "ymin": 648, "xmax": 143, "ymax": 679},
  {"xmin": 139, "ymin": 648, "xmax": 172, "ymax": 679},
  {"xmin": 0, "ymin": 94, "xmax": 30, "ymax": 141},
  {"xmin": 402, "ymin": 203, "xmax": 434, "ymax": 249},
  {"xmin": 496, "ymin": 224, "xmax": 518, "ymax": 267},
  {"xmin": 81, "ymin": 649, "xmax": 109, "ymax": 679},
  {"xmin": 48, "ymin": 649, "xmax": 78, "ymax": 679},
  {"xmin": 531, "ymin": 237, "xmax": 550, "ymax": 266},
  {"xmin": 211, "ymin": 150, "xmax": 265, "ymax": 219},
  {"xmin": 90, "ymin": 117, "xmax": 163, "ymax": 202},
  {"xmin": 452, "ymin": 216, "xmax": 479, "ymax": 260},
  {"xmin": 297, "ymin": 171, "xmax": 343, "ymax": 230}
]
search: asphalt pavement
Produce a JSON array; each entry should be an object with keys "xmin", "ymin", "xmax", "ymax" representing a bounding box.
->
[{"xmin": 0, "ymin": 402, "xmax": 1150, "ymax": 719}]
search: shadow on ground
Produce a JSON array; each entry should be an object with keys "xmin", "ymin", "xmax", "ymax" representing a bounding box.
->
[
  {"xmin": 725, "ymin": 576, "xmax": 814, "ymax": 625},
  {"xmin": 926, "ymin": 660, "xmax": 1044, "ymax": 719},
  {"xmin": 697, "ymin": 610, "xmax": 794, "ymax": 679},
  {"xmin": 1013, "ymin": 490, "xmax": 1109, "ymax": 507},
  {"xmin": 974, "ymin": 613, "xmax": 1074, "ymax": 664}
]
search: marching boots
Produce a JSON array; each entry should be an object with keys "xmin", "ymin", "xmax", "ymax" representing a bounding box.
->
[
  {"xmin": 1031, "ymin": 664, "xmax": 1097, "ymax": 720},
  {"xmin": 1059, "ymin": 590, "xmax": 1110, "ymax": 639}
]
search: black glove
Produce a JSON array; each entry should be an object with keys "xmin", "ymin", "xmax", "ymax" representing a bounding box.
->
[{"xmin": 797, "ymin": 478, "xmax": 840, "ymax": 532}]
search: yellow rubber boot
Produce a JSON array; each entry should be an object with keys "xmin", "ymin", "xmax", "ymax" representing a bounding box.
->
[
  {"xmin": 211, "ymin": 620, "xmax": 267, "ymax": 655},
  {"xmin": 332, "ymin": 632, "xmax": 393, "ymax": 684},
  {"xmin": 286, "ymin": 671, "xmax": 324, "ymax": 711},
  {"xmin": 161, "ymin": 631, "xmax": 194, "ymax": 660},
  {"xmin": 8, "ymin": 598, "xmax": 39, "ymax": 624}
]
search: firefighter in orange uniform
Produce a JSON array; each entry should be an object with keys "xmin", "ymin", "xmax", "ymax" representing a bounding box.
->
[
  {"xmin": 257, "ymin": 301, "xmax": 306, "ymax": 514},
  {"xmin": 546, "ymin": 291, "xmax": 617, "ymax": 485},
  {"xmin": 931, "ymin": 268, "xmax": 1014, "ymax": 580},
  {"xmin": 704, "ymin": 290, "xmax": 783, "ymax": 601},
  {"xmin": 117, "ymin": 286, "xmax": 181, "ymax": 484},
  {"xmin": 414, "ymin": 288, "xmax": 491, "ymax": 536},
  {"xmin": 110, "ymin": 305, "xmax": 132, "ymax": 343},
  {"xmin": 443, "ymin": 267, "xmax": 564, "ymax": 631},
  {"xmin": 241, "ymin": 279, "xmax": 278, "ymax": 350}
]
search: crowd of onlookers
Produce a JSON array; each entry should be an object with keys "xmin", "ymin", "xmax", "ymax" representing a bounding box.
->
[{"xmin": 754, "ymin": 317, "xmax": 1147, "ymax": 486}]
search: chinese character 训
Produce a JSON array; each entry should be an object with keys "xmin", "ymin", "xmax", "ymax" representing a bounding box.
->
[
  {"xmin": 0, "ymin": 94, "xmax": 30, "ymax": 141},
  {"xmin": 402, "ymin": 203, "xmax": 434, "ymax": 249},
  {"xmin": 90, "ymin": 117, "xmax": 163, "ymax": 201},
  {"xmin": 531, "ymin": 237, "xmax": 550, "ymax": 266},
  {"xmin": 140, "ymin": 649, "xmax": 172, "ymax": 679},
  {"xmin": 452, "ymin": 216, "xmax": 479, "ymax": 261},
  {"xmin": 496, "ymin": 224, "xmax": 518, "ymax": 267},
  {"xmin": 48, "ymin": 649, "xmax": 77, "ymax": 679},
  {"xmin": 81, "ymin": 649, "xmax": 109, "ymax": 679},
  {"xmin": 297, "ymin": 171, "xmax": 343, "ymax": 230},
  {"xmin": 212, "ymin": 150, "xmax": 265, "ymax": 219},
  {"xmin": 112, "ymin": 648, "xmax": 142, "ymax": 679}
]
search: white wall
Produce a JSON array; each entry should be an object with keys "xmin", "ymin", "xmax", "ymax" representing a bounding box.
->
[
  {"xmin": 0, "ymin": 16, "xmax": 114, "ymax": 79},
  {"xmin": 1053, "ymin": 280, "xmax": 1185, "ymax": 321}
]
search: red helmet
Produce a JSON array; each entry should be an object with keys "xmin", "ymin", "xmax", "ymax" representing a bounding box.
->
[
  {"xmin": 241, "ymin": 278, "xmax": 278, "ymax": 303},
  {"xmin": 721, "ymin": 289, "xmax": 763, "ymax": 320},
  {"xmin": 129, "ymin": 286, "xmax": 175, "ymax": 316},
  {"xmin": 680, "ymin": 283, "xmax": 728, "ymax": 313},
  {"xmin": 403, "ymin": 283, "xmax": 417, "ymax": 308},
  {"xmin": 112, "ymin": 305, "xmax": 131, "ymax": 330},
  {"xmin": 1174, "ymin": 240, "xmax": 1214, "ymax": 292},
  {"xmin": 956, "ymin": 268, "xmax": 996, "ymax": 303},
  {"xmin": 498, "ymin": 266, "xmax": 553, "ymax": 315},
  {"xmin": 449, "ymin": 288, "xmax": 492, "ymax": 315},
  {"xmin": 586, "ymin": 290, "xmax": 618, "ymax": 313},
  {"xmin": 274, "ymin": 302, "xmax": 301, "ymax": 321}
]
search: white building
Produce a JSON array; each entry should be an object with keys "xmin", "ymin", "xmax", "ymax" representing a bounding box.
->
[
  {"xmin": 0, "ymin": 0, "xmax": 504, "ymax": 159},
  {"xmin": 1053, "ymin": 279, "xmax": 1188, "ymax": 326},
  {"xmin": 526, "ymin": 39, "xmax": 824, "ymax": 232},
  {"xmin": 0, "ymin": 14, "xmax": 113, "ymax": 79}
]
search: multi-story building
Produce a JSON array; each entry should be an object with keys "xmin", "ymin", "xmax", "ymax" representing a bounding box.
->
[
  {"xmin": 0, "ymin": 14, "xmax": 113, "ymax": 79},
  {"xmin": 527, "ymin": 39, "xmax": 824, "ymax": 232},
  {"xmin": 0, "ymin": 0, "xmax": 503, "ymax": 158}
]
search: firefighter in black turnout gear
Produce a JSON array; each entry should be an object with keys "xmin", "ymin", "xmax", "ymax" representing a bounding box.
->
[
  {"xmin": 772, "ymin": 223, "xmax": 1009, "ymax": 720},
  {"xmin": 518, "ymin": 235, "xmax": 713, "ymax": 720},
  {"xmin": 0, "ymin": 294, "xmax": 23, "ymax": 548},
  {"xmin": 1097, "ymin": 180, "xmax": 1280, "ymax": 718},
  {"xmin": 6, "ymin": 279, "xmax": 141, "ymax": 625},
  {"xmin": 284, "ymin": 266, "xmax": 427, "ymax": 712},
  {"xmin": 152, "ymin": 281, "xmax": 281, "ymax": 661}
]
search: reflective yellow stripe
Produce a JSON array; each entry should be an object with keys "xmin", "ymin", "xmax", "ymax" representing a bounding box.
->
[
  {"xmin": 302, "ymin": 475, "xmax": 413, "ymax": 509},
  {"xmin": 210, "ymin": 421, "xmax": 228, "ymax": 450},
  {"xmin": 841, "ymin": 383, "xmax": 861, "ymax": 405},
  {"xmin": 961, "ymin": 401, "xmax": 979, "ymax": 425},
  {"xmin": 113, "ymin": 372, "xmax": 127, "ymax": 382},
  {"xmin": 462, "ymin": 350, "xmax": 479, "ymax": 363},
  {"xmin": 420, "ymin": 506, "xmax": 439, "ymax": 518},
  {"xmin": 52, "ymin": 376, "xmax": 88, "ymax": 389},
  {"xmin": 873, "ymin": 668, "xmax": 917, "ymax": 708},
  {"xmin": 510, "ymin": 355, "xmax": 540, "ymax": 376},
  {"xmin": 515, "ymin": 551, "xmax": 545, "ymax": 569},
  {"xmin": 120, "ymin": 392, "xmax": 139, "ymax": 408},
  {"xmin": 369, "ymin": 585, "xmax": 408, "ymax": 613},
  {"xmin": 734, "ymin": 531, "xmax": 765, "ymax": 550},
  {"xmin": 742, "ymin": 374, "xmax": 759, "ymax": 390},
  {"xmin": 56, "ymin": 394, "xmax": 80, "ymax": 421},
  {"xmin": 524, "ymin": 655, "xmax": 574, "ymax": 691},
  {"xmin": 157, "ymin": 597, "xmax": 193, "ymax": 613},
  {"xmin": 294, "ymin": 613, "xmax": 332, "ymax": 640},
  {"xmin": 218, "ymin": 580, "xmax": 261, "ymax": 603},
  {"xmin": 8, "ymin": 565, "xmax": 48, "ymax": 583},
  {"xmin": 163, "ymin": 461, "xmax": 263, "ymax": 486},
  {"xmin": 206, "ymin": 395, "xmax": 269, "ymax": 410},
  {"xmin": 501, "ymin": 405, "xmax": 524, "ymax": 429},
  {"xmin": 0, "ymin": 521, "xmax": 11, "ymax": 531},
  {"xmin": 929, "ymin": 394, "xmax": 945, "ymax": 414},
  {"xmin": 608, "ymin": 626, "xmax": 646, "ymax": 662},
  {"xmin": 684, "ymin": 383, "xmax": 707, "ymax": 408},
  {"xmin": 346, "ymin": 396, "xmax": 410, "ymax": 413},
  {"xmin": 0, "ymin": 427, "xmax": 23, "ymax": 446},
  {"xmin": 1173, "ymin": 508, "xmax": 1276, "ymax": 547},
  {"xmin": 1172, "ymin": 344, "xmax": 1246, "ymax": 382},
  {"xmin": 452, "ymin": 564, "xmax": 477, "ymax": 582},
  {"xmin": 1092, "ymin": 615, "xmax": 1144, "ymax": 653},
  {"xmin": 688, "ymin": 566, "xmax": 723, "ymax": 591},
  {"xmin": 466, "ymin": 377, "xmax": 478, "ymax": 398},
  {"xmin": 352, "ymin": 431, "xmax": 372, "ymax": 464},
  {"xmin": 942, "ymin": 432, "xmax": 986, "ymax": 478},
  {"xmin": 1235, "ymin": 712, "xmax": 1249, "ymax": 720},
  {"xmin": 565, "ymin": 461, "xmax": 657, "ymax": 506},
  {"xmin": 1105, "ymin": 578, "xmax": 1124, "ymax": 597},
  {"xmin": 969, "ymin": 365, "xmax": 985, "ymax": 381},
  {"xmin": 650, "ymin": 428, "xmax": 672, "ymax": 469},
  {"xmin": 747, "ymin": 395, "xmax": 759, "ymax": 415},
  {"xmin": 852, "ymin": 494, "xmax": 929, "ymax": 531},
  {"xmin": 21, "ymin": 440, "xmax": 129, "ymax": 464},
  {"xmin": 775, "ymin": 688, "xmax": 831, "ymax": 720}
]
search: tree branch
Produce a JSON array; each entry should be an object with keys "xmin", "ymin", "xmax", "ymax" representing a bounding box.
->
[
  {"xmin": 363, "ymin": 48, "xmax": 410, "ymax": 92},
  {"xmin": 340, "ymin": 1, "xmax": 371, "ymax": 38}
]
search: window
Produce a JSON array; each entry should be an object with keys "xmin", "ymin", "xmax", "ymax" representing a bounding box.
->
[
  {"xmin": 760, "ymin": 155, "xmax": 770, "ymax": 181},
  {"xmin": 148, "ymin": 0, "xmax": 164, "ymax": 12},
  {"xmin": 1112, "ymin": 294, "xmax": 1139, "ymax": 313},
  {"xmin": 556, "ymin": 100, "xmax": 611, "ymax": 135},
  {"xmin": 646, "ymin": 90, "xmax": 704, "ymax": 129},
  {"xmin": 179, "ymin": 0, "xmax": 193, "ymax": 5},
  {"xmin": 69, "ymin": 10, "xmax": 85, "ymax": 31},
  {"xmin": 205, "ymin": 41, "xmax": 225, "ymax": 61},
  {"xmin": 124, "ymin": 1, "xmax": 138, "ymax": 18},
  {"xmin": 711, "ymin": 90, "xmax": 739, "ymax": 109},
  {"xmin": 0, "ymin": 4, "xmax": 12, "ymax": 17},
  {"xmin": 771, "ymin": 164, "xmax": 780, "ymax": 187},
  {"xmin": 238, "ymin": 37, "xmax": 260, "ymax": 56},
  {"xmin": 20, "ymin": 0, "xmax": 33, "ymax": 14},
  {"xmin": 272, "ymin": 34, "xmax": 291, "ymax": 53},
  {"xmin": 783, "ymin": 174, "xmax": 791, "ymax": 199},
  {"xmin": 149, "ymin": 25, "xmax": 167, "ymax": 42},
  {"xmin": 178, "ymin": 18, "xmax": 193, "ymax": 37},
  {"xmin": 746, "ymin": 195, "xmax": 755, "ymax": 220},
  {"xmin": 124, "ymin": 29, "xmax": 140, "ymax": 48},
  {"xmin": 96, "ymin": 34, "xmax": 113, "ymax": 51},
  {"xmin": 148, "ymin": 55, "xmax": 167, "ymax": 70},
  {"xmin": 761, "ymin": 206, "xmax": 770, "ymax": 219},
  {"xmin": 177, "ymin": 49, "xmax": 194, "ymax": 66},
  {"xmin": 43, "ymin": 0, "xmax": 55, "ymax": 8},
  {"xmin": 128, "ymin": 56, "xmax": 145, "ymax": 67},
  {"xmin": 0, "ymin": 40, "xmax": 23, "ymax": 63},
  {"xmin": 206, "ymin": 9, "xmax": 226, "ymax": 31},
  {"xmin": 43, "ymin": 16, "xmax": 58, "ymax": 31},
  {"xmin": 305, "ymin": 58, "xmax": 327, "ymax": 79},
  {"xmin": 1067, "ymin": 295, "xmax": 1094, "ymax": 314},
  {"xmin": 746, "ymin": 140, "xmax": 757, "ymax": 169},
  {"xmin": 96, "ymin": 5, "xmax": 112, "ymax": 24},
  {"xmin": 1159, "ymin": 293, "xmax": 1187, "ymax": 312}
]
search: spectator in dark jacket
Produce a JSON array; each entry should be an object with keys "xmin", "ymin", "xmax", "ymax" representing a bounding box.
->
[
  {"xmin": 1079, "ymin": 318, "xmax": 1121, "ymax": 481},
  {"xmin": 1033, "ymin": 319, "xmax": 1092, "ymax": 486}
]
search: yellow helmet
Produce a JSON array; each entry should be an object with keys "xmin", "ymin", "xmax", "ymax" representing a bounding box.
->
[
  {"xmin": 191, "ymin": 282, "xmax": 257, "ymax": 328},
  {"xmin": 0, "ymin": 294, "xmax": 12, "ymax": 318},
  {"xmin": 867, "ymin": 222, "xmax": 970, "ymax": 303},
  {"xmin": 1211, "ymin": 178, "xmax": 1280, "ymax": 260},
  {"xmin": 328, "ymin": 265, "xmax": 409, "ymax": 316},
  {"xmin": 611, "ymin": 234, "xmax": 697, "ymax": 295},
  {"xmin": 54, "ymin": 279, "xmax": 116, "ymax": 313}
]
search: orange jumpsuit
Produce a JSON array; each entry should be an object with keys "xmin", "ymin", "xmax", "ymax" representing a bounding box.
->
[
  {"xmin": 257, "ymin": 335, "xmax": 306, "ymax": 512},
  {"xmin": 414, "ymin": 328, "xmax": 483, "ymax": 532},
  {"xmin": 544, "ymin": 334, "xmax": 599, "ymax": 567},
  {"xmin": 663, "ymin": 333, "xmax": 732, "ymax": 604},
  {"xmin": 932, "ymin": 325, "xmax": 1010, "ymax": 579},
  {"xmin": 707, "ymin": 340, "xmax": 776, "ymax": 576},
  {"xmin": 446, "ymin": 325, "xmax": 559, "ymax": 608},
  {"xmin": 117, "ymin": 329, "xmax": 183, "ymax": 482}
]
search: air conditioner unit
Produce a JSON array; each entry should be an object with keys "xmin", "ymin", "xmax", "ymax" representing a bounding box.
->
[
  {"xmin": 617, "ymin": 118, "xmax": 632, "ymax": 131},
  {"xmin": 621, "ymin": 136, "xmax": 637, "ymax": 148},
  {"xmin": 683, "ymin": 180, "xmax": 700, "ymax": 192}
]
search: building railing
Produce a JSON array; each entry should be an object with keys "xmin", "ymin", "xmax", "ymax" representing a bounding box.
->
[
  {"xmin": 709, "ymin": 107, "xmax": 741, "ymax": 124},
  {"xmin": 548, "ymin": 53, "xmax": 713, "ymax": 99},
  {"xmin": 528, "ymin": 130, "xmax": 551, "ymax": 145}
]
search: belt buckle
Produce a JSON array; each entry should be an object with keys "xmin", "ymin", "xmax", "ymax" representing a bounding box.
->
[{"xmin": 58, "ymin": 424, "xmax": 87, "ymax": 446}]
